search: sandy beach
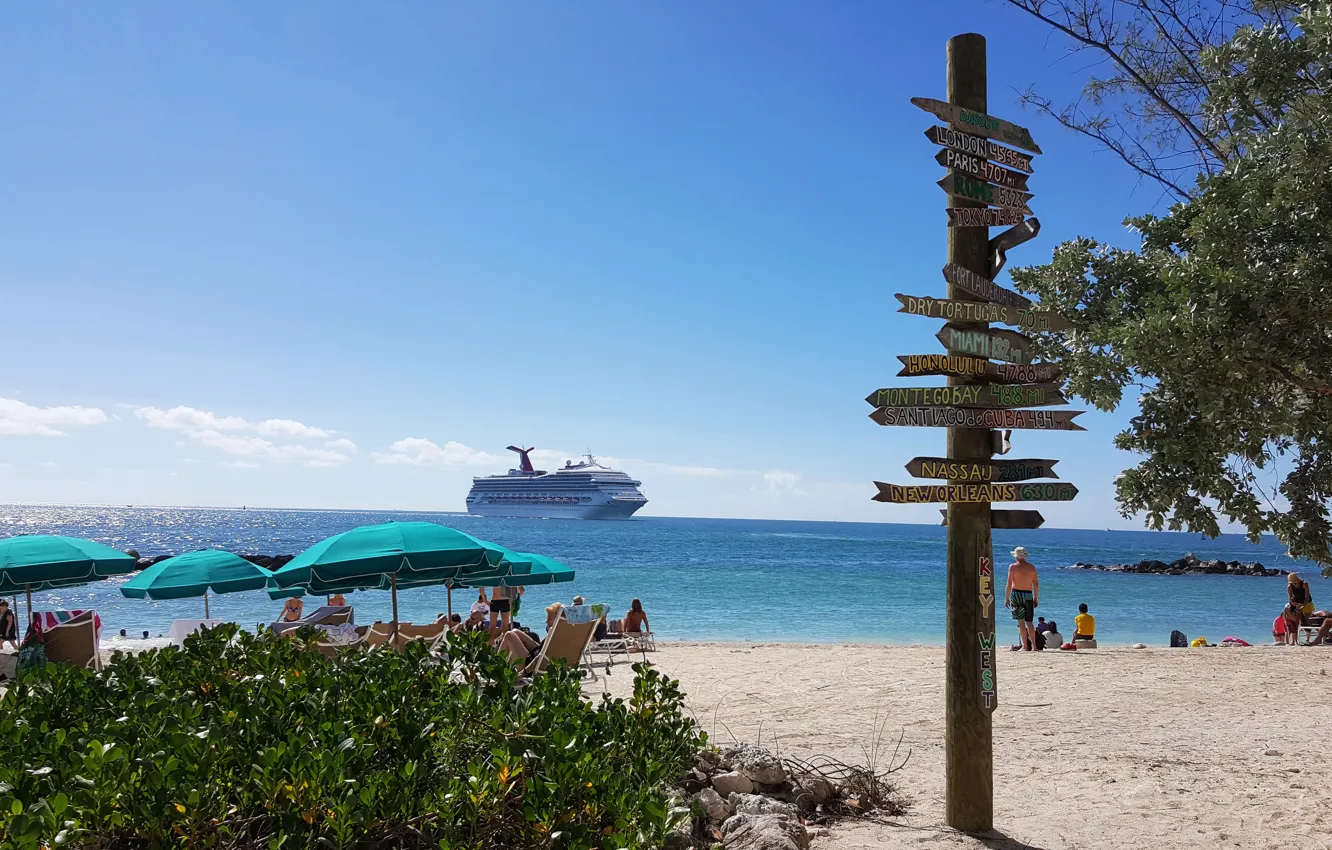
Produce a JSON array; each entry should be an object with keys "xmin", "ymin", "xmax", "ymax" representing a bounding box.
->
[{"xmin": 597, "ymin": 642, "xmax": 1332, "ymax": 850}]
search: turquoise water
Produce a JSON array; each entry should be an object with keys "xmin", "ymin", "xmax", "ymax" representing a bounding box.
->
[{"xmin": 1, "ymin": 504, "xmax": 1321, "ymax": 646}]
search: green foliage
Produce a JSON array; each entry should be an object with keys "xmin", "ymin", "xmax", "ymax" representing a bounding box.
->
[
  {"xmin": 1008, "ymin": 3, "xmax": 1332, "ymax": 573},
  {"xmin": 0, "ymin": 626, "xmax": 703, "ymax": 849}
]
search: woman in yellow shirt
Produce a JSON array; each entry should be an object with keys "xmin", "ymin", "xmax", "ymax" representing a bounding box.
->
[{"xmin": 1073, "ymin": 603, "xmax": 1095, "ymax": 641}]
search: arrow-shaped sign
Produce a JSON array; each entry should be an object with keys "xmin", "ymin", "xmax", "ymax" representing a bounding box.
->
[
  {"xmin": 896, "ymin": 294, "xmax": 1071, "ymax": 333},
  {"xmin": 873, "ymin": 481, "xmax": 1078, "ymax": 503},
  {"xmin": 866, "ymin": 384, "xmax": 1066, "ymax": 409},
  {"xmin": 925, "ymin": 125, "xmax": 1035, "ymax": 173},
  {"xmin": 943, "ymin": 262, "xmax": 1033, "ymax": 309},
  {"xmin": 869, "ymin": 407, "xmax": 1086, "ymax": 431},
  {"xmin": 940, "ymin": 509, "xmax": 1046, "ymax": 529},
  {"xmin": 935, "ymin": 148, "xmax": 1030, "ymax": 191},
  {"xmin": 990, "ymin": 218, "xmax": 1041, "ymax": 278},
  {"xmin": 947, "ymin": 207, "xmax": 1025, "ymax": 228},
  {"xmin": 938, "ymin": 173, "xmax": 1035, "ymax": 214},
  {"xmin": 911, "ymin": 97, "xmax": 1042, "ymax": 154},
  {"xmin": 907, "ymin": 457, "xmax": 1059, "ymax": 482},
  {"xmin": 896, "ymin": 354, "xmax": 1063, "ymax": 383},
  {"xmin": 937, "ymin": 325, "xmax": 1034, "ymax": 364}
]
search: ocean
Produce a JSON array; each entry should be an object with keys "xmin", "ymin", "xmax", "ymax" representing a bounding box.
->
[{"xmin": 1, "ymin": 504, "xmax": 1320, "ymax": 647}]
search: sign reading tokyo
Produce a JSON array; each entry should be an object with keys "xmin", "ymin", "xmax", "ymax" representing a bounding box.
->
[
  {"xmin": 869, "ymin": 406, "xmax": 1086, "ymax": 431},
  {"xmin": 866, "ymin": 384, "xmax": 1066, "ymax": 409},
  {"xmin": 873, "ymin": 481, "xmax": 1078, "ymax": 503},
  {"xmin": 906, "ymin": 457, "xmax": 1059, "ymax": 482},
  {"xmin": 947, "ymin": 207, "xmax": 1025, "ymax": 228},
  {"xmin": 911, "ymin": 97, "xmax": 1042, "ymax": 154},
  {"xmin": 924, "ymin": 125, "xmax": 1034, "ymax": 173}
]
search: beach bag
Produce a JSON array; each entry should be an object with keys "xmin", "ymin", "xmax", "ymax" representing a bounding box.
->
[{"xmin": 1170, "ymin": 629, "xmax": 1188, "ymax": 648}]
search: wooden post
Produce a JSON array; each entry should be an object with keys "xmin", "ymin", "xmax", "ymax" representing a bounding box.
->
[{"xmin": 943, "ymin": 31, "xmax": 995, "ymax": 834}]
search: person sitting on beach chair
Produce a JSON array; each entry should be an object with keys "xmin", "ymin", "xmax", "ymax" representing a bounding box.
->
[
  {"xmin": 279, "ymin": 597, "xmax": 304, "ymax": 623},
  {"xmin": 497, "ymin": 602, "xmax": 564, "ymax": 668},
  {"xmin": 1304, "ymin": 610, "xmax": 1331, "ymax": 646}
]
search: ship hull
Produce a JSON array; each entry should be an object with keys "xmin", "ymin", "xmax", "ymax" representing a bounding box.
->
[{"xmin": 466, "ymin": 499, "xmax": 646, "ymax": 520}]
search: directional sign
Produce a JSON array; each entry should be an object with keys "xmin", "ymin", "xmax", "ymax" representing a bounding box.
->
[
  {"xmin": 935, "ymin": 149, "xmax": 1029, "ymax": 191},
  {"xmin": 937, "ymin": 325, "xmax": 1033, "ymax": 364},
  {"xmin": 925, "ymin": 124, "xmax": 1034, "ymax": 173},
  {"xmin": 907, "ymin": 457, "xmax": 1059, "ymax": 482},
  {"xmin": 896, "ymin": 354, "xmax": 1063, "ymax": 383},
  {"xmin": 873, "ymin": 481, "xmax": 1078, "ymax": 503},
  {"xmin": 943, "ymin": 262, "xmax": 1033, "ymax": 309},
  {"xmin": 866, "ymin": 384, "xmax": 1066, "ymax": 409},
  {"xmin": 990, "ymin": 218, "xmax": 1041, "ymax": 278},
  {"xmin": 911, "ymin": 97, "xmax": 1042, "ymax": 154},
  {"xmin": 940, "ymin": 509, "xmax": 1046, "ymax": 529},
  {"xmin": 947, "ymin": 207, "xmax": 1025, "ymax": 228},
  {"xmin": 896, "ymin": 294, "xmax": 1070, "ymax": 333},
  {"xmin": 938, "ymin": 173, "xmax": 1035, "ymax": 215},
  {"xmin": 869, "ymin": 407, "xmax": 1086, "ymax": 431}
]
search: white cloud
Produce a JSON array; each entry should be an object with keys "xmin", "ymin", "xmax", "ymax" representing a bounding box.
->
[
  {"xmin": 257, "ymin": 419, "xmax": 329, "ymax": 439},
  {"xmin": 136, "ymin": 406, "xmax": 248, "ymax": 432},
  {"xmin": 324, "ymin": 438, "xmax": 358, "ymax": 453},
  {"xmin": 0, "ymin": 398, "xmax": 108, "ymax": 437},
  {"xmin": 374, "ymin": 438, "xmax": 501, "ymax": 467},
  {"xmin": 225, "ymin": 461, "xmax": 261, "ymax": 469},
  {"xmin": 762, "ymin": 470, "xmax": 805, "ymax": 495}
]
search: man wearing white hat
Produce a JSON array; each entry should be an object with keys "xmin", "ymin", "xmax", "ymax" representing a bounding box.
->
[{"xmin": 1005, "ymin": 546, "xmax": 1040, "ymax": 651}]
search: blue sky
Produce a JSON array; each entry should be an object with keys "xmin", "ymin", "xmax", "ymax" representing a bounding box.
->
[{"xmin": 1, "ymin": 1, "xmax": 1174, "ymax": 527}]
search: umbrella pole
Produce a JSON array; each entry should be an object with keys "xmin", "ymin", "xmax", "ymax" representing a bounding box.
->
[
  {"xmin": 447, "ymin": 581, "xmax": 453, "ymax": 621},
  {"xmin": 25, "ymin": 584, "xmax": 32, "ymax": 631},
  {"xmin": 204, "ymin": 590, "xmax": 210, "ymax": 620},
  {"xmin": 390, "ymin": 573, "xmax": 399, "ymax": 645}
]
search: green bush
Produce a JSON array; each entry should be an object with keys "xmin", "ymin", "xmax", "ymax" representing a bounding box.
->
[{"xmin": 0, "ymin": 626, "xmax": 703, "ymax": 849}]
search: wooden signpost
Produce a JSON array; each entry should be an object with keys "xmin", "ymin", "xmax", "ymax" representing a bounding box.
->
[
  {"xmin": 947, "ymin": 207, "xmax": 1024, "ymax": 227},
  {"xmin": 866, "ymin": 384, "xmax": 1066, "ymax": 409},
  {"xmin": 872, "ymin": 481, "xmax": 1079, "ymax": 503},
  {"xmin": 937, "ymin": 173, "xmax": 1035, "ymax": 214},
  {"xmin": 905, "ymin": 456, "xmax": 1059, "ymax": 482},
  {"xmin": 896, "ymin": 294, "xmax": 1070, "ymax": 332},
  {"xmin": 939, "ymin": 509, "xmax": 1046, "ymax": 529},
  {"xmin": 912, "ymin": 96, "xmax": 1042, "ymax": 153},
  {"xmin": 896, "ymin": 354, "xmax": 1062, "ymax": 383},
  {"xmin": 936, "ymin": 325, "xmax": 1033, "ymax": 364},
  {"xmin": 934, "ymin": 149, "xmax": 1030, "ymax": 190},
  {"xmin": 869, "ymin": 407, "xmax": 1085, "ymax": 430},
  {"xmin": 925, "ymin": 124, "xmax": 1034, "ymax": 172},
  {"xmin": 989, "ymin": 218, "xmax": 1041, "ymax": 277},
  {"xmin": 942, "ymin": 262, "xmax": 1032, "ymax": 309}
]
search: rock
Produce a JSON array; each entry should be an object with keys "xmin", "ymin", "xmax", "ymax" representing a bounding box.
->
[
  {"xmin": 683, "ymin": 768, "xmax": 709, "ymax": 793},
  {"xmin": 695, "ymin": 787, "xmax": 731, "ymax": 822},
  {"xmin": 721, "ymin": 813, "xmax": 809, "ymax": 850},
  {"xmin": 792, "ymin": 775, "xmax": 835, "ymax": 807},
  {"xmin": 713, "ymin": 771, "xmax": 755, "ymax": 797},
  {"xmin": 726, "ymin": 744, "xmax": 787, "ymax": 785},
  {"xmin": 728, "ymin": 793, "xmax": 799, "ymax": 820},
  {"xmin": 665, "ymin": 806, "xmax": 696, "ymax": 850},
  {"xmin": 698, "ymin": 748, "xmax": 723, "ymax": 772},
  {"xmin": 1131, "ymin": 643, "xmax": 1147, "ymax": 649},
  {"xmin": 1264, "ymin": 748, "xmax": 1283, "ymax": 756},
  {"xmin": 125, "ymin": 549, "xmax": 140, "ymax": 559},
  {"xmin": 809, "ymin": 826, "xmax": 830, "ymax": 838},
  {"xmin": 1066, "ymin": 555, "xmax": 1278, "ymax": 577}
]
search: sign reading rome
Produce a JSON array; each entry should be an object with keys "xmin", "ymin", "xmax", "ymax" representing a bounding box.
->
[
  {"xmin": 873, "ymin": 481, "xmax": 1078, "ymax": 503},
  {"xmin": 895, "ymin": 354, "xmax": 1063, "ymax": 383},
  {"xmin": 935, "ymin": 149, "xmax": 1029, "ymax": 191},
  {"xmin": 866, "ymin": 384, "xmax": 1066, "ymax": 409},
  {"xmin": 906, "ymin": 457, "xmax": 1059, "ymax": 482},
  {"xmin": 924, "ymin": 125, "xmax": 1034, "ymax": 172},
  {"xmin": 896, "ymin": 294, "xmax": 1071, "ymax": 332},
  {"xmin": 938, "ymin": 173, "xmax": 1035, "ymax": 215},
  {"xmin": 911, "ymin": 97, "xmax": 1042, "ymax": 154},
  {"xmin": 869, "ymin": 406, "xmax": 1086, "ymax": 431}
]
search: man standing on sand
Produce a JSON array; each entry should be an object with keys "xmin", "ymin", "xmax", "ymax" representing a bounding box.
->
[{"xmin": 1005, "ymin": 546, "xmax": 1039, "ymax": 651}]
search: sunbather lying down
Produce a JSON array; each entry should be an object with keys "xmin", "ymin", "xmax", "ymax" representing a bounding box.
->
[
  {"xmin": 496, "ymin": 602, "xmax": 565, "ymax": 668},
  {"xmin": 1310, "ymin": 610, "xmax": 1332, "ymax": 645}
]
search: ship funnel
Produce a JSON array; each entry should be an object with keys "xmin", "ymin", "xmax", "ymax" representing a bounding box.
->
[{"xmin": 506, "ymin": 445, "xmax": 536, "ymax": 474}]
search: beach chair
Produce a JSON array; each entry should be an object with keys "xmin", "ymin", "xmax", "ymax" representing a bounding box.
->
[
  {"xmin": 524, "ymin": 617, "xmax": 600, "ymax": 683},
  {"xmin": 43, "ymin": 610, "xmax": 101, "ymax": 671},
  {"xmin": 271, "ymin": 605, "xmax": 354, "ymax": 635},
  {"xmin": 1300, "ymin": 614, "xmax": 1327, "ymax": 646}
]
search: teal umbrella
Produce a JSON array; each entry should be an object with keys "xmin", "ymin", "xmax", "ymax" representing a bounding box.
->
[
  {"xmin": 459, "ymin": 552, "xmax": 574, "ymax": 588},
  {"xmin": 121, "ymin": 550, "xmax": 275, "ymax": 618},
  {"xmin": 270, "ymin": 522, "xmax": 512, "ymax": 637},
  {"xmin": 0, "ymin": 535, "xmax": 137, "ymax": 622}
]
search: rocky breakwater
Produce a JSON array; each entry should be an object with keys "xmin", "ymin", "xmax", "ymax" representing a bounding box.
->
[
  {"xmin": 1069, "ymin": 552, "xmax": 1282, "ymax": 577},
  {"xmin": 128, "ymin": 551, "xmax": 295, "ymax": 570}
]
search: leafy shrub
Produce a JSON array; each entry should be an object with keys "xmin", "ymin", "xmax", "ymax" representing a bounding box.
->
[{"xmin": 0, "ymin": 626, "xmax": 703, "ymax": 849}]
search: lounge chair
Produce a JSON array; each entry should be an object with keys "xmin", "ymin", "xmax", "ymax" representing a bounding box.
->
[
  {"xmin": 1300, "ymin": 614, "xmax": 1328, "ymax": 646},
  {"xmin": 523, "ymin": 617, "xmax": 600, "ymax": 682},
  {"xmin": 361, "ymin": 621, "xmax": 448, "ymax": 651},
  {"xmin": 592, "ymin": 616, "xmax": 656, "ymax": 654},
  {"xmin": 43, "ymin": 610, "xmax": 101, "ymax": 671},
  {"xmin": 270, "ymin": 605, "xmax": 354, "ymax": 635}
]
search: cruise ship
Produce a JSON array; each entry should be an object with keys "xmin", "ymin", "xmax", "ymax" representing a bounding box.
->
[{"xmin": 465, "ymin": 447, "xmax": 648, "ymax": 519}]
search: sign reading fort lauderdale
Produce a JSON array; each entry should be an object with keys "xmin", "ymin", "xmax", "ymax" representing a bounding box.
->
[
  {"xmin": 906, "ymin": 457, "xmax": 1059, "ymax": 482},
  {"xmin": 942, "ymin": 263, "xmax": 1032, "ymax": 309},
  {"xmin": 869, "ymin": 406, "xmax": 1086, "ymax": 431},
  {"xmin": 895, "ymin": 354, "xmax": 1063, "ymax": 383},
  {"xmin": 896, "ymin": 294, "xmax": 1071, "ymax": 332},
  {"xmin": 872, "ymin": 481, "xmax": 1079, "ymax": 503},
  {"xmin": 866, "ymin": 384, "xmax": 1066, "ymax": 409}
]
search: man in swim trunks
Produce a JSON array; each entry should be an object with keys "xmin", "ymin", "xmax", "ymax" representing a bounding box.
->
[{"xmin": 1005, "ymin": 546, "xmax": 1039, "ymax": 651}]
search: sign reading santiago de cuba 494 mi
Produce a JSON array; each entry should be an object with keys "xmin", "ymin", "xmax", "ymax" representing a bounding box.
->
[
  {"xmin": 865, "ymin": 384, "xmax": 1066, "ymax": 409},
  {"xmin": 924, "ymin": 125, "xmax": 1034, "ymax": 173},
  {"xmin": 906, "ymin": 457, "xmax": 1059, "ymax": 482},
  {"xmin": 911, "ymin": 97, "xmax": 1042, "ymax": 154},
  {"xmin": 873, "ymin": 481, "xmax": 1078, "ymax": 503},
  {"xmin": 935, "ymin": 149, "xmax": 1029, "ymax": 191},
  {"xmin": 938, "ymin": 173, "xmax": 1034, "ymax": 215},
  {"xmin": 869, "ymin": 407, "xmax": 1085, "ymax": 431},
  {"xmin": 937, "ymin": 325, "xmax": 1033, "ymax": 365},
  {"xmin": 896, "ymin": 294, "xmax": 1071, "ymax": 333},
  {"xmin": 942, "ymin": 263, "xmax": 1032, "ymax": 309},
  {"xmin": 896, "ymin": 354, "xmax": 1063, "ymax": 383}
]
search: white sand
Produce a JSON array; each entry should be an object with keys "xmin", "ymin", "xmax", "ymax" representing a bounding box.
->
[{"xmin": 597, "ymin": 642, "xmax": 1332, "ymax": 850}]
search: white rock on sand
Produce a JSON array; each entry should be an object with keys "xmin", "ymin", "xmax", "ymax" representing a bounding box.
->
[{"xmin": 596, "ymin": 642, "xmax": 1332, "ymax": 850}]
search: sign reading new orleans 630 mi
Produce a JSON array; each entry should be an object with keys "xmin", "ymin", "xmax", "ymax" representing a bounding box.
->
[{"xmin": 873, "ymin": 481, "xmax": 1077, "ymax": 503}]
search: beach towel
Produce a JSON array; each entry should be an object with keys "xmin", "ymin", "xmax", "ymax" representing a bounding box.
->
[
  {"xmin": 41, "ymin": 610, "xmax": 102, "ymax": 638},
  {"xmin": 1221, "ymin": 636, "xmax": 1251, "ymax": 647},
  {"xmin": 317, "ymin": 623, "xmax": 361, "ymax": 646},
  {"xmin": 564, "ymin": 604, "xmax": 608, "ymax": 625}
]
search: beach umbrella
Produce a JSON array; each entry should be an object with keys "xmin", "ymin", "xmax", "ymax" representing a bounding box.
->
[
  {"xmin": 446, "ymin": 551, "xmax": 574, "ymax": 619},
  {"xmin": 269, "ymin": 521, "xmax": 512, "ymax": 638},
  {"xmin": 0, "ymin": 535, "xmax": 137, "ymax": 622},
  {"xmin": 121, "ymin": 550, "xmax": 275, "ymax": 619}
]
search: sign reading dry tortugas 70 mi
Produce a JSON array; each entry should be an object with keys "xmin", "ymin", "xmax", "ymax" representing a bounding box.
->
[
  {"xmin": 896, "ymin": 294, "xmax": 1070, "ymax": 332},
  {"xmin": 865, "ymin": 384, "xmax": 1066, "ymax": 409}
]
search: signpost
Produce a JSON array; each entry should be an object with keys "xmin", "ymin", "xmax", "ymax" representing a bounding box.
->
[
  {"xmin": 937, "ymin": 173, "xmax": 1034, "ymax": 214},
  {"xmin": 869, "ymin": 406, "xmax": 1086, "ymax": 430},
  {"xmin": 947, "ymin": 207, "xmax": 1024, "ymax": 227},
  {"xmin": 896, "ymin": 293, "xmax": 1070, "ymax": 332},
  {"xmin": 866, "ymin": 384, "xmax": 1066, "ymax": 409},
  {"xmin": 936, "ymin": 325, "xmax": 1033, "ymax": 364},
  {"xmin": 872, "ymin": 481, "xmax": 1078, "ymax": 503},
  {"xmin": 939, "ymin": 509, "xmax": 1046, "ymax": 529},
  {"xmin": 912, "ymin": 96, "xmax": 1042, "ymax": 154},
  {"xmin": 942, "ymin": 262, "xmax": 1032, "ymax": 308},
  {"xmin": 925, "ymin": 124, "xmax": 1034, "ymax": 172},
  {"xmin": 896, "ymin": 354, "xmax": 1062, "ymax": 383},
  {"xmin": 989, "ymin": 218, "xmax": 1041, "ymax": 277},
  {"xmin": 935, "ymin": 148, "xmax": 1029, "ymax": 191},
  {"xmin": 905, "ymin": 456, "xmax": 1059, "ymax": 481}
]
